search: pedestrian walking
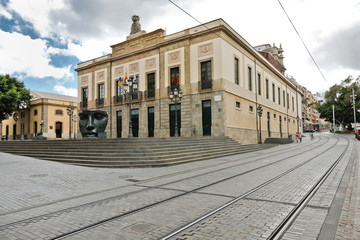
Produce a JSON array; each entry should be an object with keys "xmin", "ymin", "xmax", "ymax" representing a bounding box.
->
[
  {"xmin": 296, "ymin": 132, "xmax": 299, "ymax": 143},
  {"xmin": 299, "ymin": 133, "xmax": 302, "ymax": 143}
]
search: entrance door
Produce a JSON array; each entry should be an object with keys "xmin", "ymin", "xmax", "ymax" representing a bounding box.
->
[
  {"xmin": 148, "ymin": 107, "xmax": 154, "ymax": 137},
  {"xmin": 279, "ymin": 116, "xmax": 282, "ymax": 138},
  {"xmin": 13, "ymin": 124, "xmax": 16, "ymax": 140},
  {"xmin": 6, "ymin": 125, "xmax": 9, "ymax": 140},
  {"xmin": 117, "ymin": 110, "xmax": 122, "ymax": 138},
  {"xmin": 56, "ymin": 122, "xmax": 62, "ymax": 138},
  {"xmin": 131, "ymin": 109, "xmax": 139, "ymax": 137},
  {"xmin": 202, "ymin": 100, "xmax": 212, "ymax": 136},
  {"xmin": 169, "ymin": 104, "xmax": 181, "ymax": 137}
]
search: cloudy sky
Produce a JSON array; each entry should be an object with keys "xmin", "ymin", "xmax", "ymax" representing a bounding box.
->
[{"xmin": 0, "ymin": 0, "xmax": 359, "ymax": 97}]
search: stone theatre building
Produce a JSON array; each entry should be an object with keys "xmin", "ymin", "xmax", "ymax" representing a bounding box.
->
[{"xmin": 76, "ymin": 17, "xmax": 302, "ymax": 144}]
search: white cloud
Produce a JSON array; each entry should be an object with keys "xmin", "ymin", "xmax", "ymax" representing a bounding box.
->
[
  {"xmin": 0, "ymin": 30, "xmax": 72, "ymax": 79},
  {"xmin": 54, "ymin": 85, "xmax": 77, "ymax": 97},
  {"xmin": 0, "ymin": 4, "xmax": 12, "ymax": 19},
  {"xmin": 5, "ymin": 0, "xmax": 65, "ymax": 38}
]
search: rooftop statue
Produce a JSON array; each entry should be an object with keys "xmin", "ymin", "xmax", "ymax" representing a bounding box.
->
[
  {"xmin": 79, "ymin": 110, "xmax": 108, "ymax": 139},
  {"xmin": 130, "ymin": 15, "xmax": 141, "ymax": 34}
]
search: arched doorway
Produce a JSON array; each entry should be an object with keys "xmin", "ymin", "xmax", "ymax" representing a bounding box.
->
[{"xmin": 55, "ymin": 122, "xmax": 62, "ymax": 138}]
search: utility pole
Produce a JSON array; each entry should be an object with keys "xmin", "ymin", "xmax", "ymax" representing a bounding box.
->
[
  {"xmin": 352, "ymin": 88, "xmax": 357, "ymax": 137},
  {"xmin": 332, "ymin": 104, "xmax": 335, "ymax": 135}
]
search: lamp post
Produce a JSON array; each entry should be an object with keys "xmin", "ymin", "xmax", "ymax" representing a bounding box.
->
[
  {"xmin": 13, "ymin": 113, "xmax": 19, "ymax": 140},
  {"xmin": 257, "ymin": 105, "xmax": 263, "ymax": 144},
  {"xmin": 351, "ymin": 88, "xmax": 357, "ymax": 137},
  {"xmin": 123, "ymin": 77, "xmax": 138, "ymax": 138},
  {"xmin": 66, "ymin": 105, "xmax": 74, "ymax": 140},
  {"xmin": 40, "ymin": 120, "xmax": 44, "ymax": 135},
  {"xmin": 296, "ymin": 116, "xmax": 300, "ymax": 134},
  {"xmin": 170, "ymin": 88, "xmax": 182, "ymax": 137},
  {"xmin": 72, "ymin": 114, "xmax": 77, "ymax": 140},
  {"xmin": 19, "ymin": 101, "xmax": 27, "ymax": 141}
]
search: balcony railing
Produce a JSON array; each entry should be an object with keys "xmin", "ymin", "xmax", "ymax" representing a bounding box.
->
[
  {"xmin": 80, "ymin": 101, "xmax": 88, "ymax": 108},
  {"xmin": 124, "ymin": 91, "xmax": 143, "ymax": 102},
  {"xmin": 144, "ymin": 89, "xmax": 155, "ymax": 99},
  {"xmin": 113, "ymin": 95, "xmax": 123, "ymax": 104},
  {"xmin": 95, "ymin": 98, "xmax": 104, "ymax": 106},
  {"xmin": 198, "ymin": 80, "xmax": 213, "ymax": 91}
]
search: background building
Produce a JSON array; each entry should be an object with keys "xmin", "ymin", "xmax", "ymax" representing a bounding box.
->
[
  {"xmin": 76, "ymin": 18, "xmax": 302, "ymax": 144},
  {"xmin": 1, "ymin": 90, "xmax": 78, "ymax": 140}
]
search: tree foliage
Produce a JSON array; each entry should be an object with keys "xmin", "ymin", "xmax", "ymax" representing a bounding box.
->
[
  {"xmin": 317, "ymin": 75, "xmax": 360, "ymax": 129},
  {"xmin": 0, "ymin": 74, "xmax": 31, "ymax": 122}
]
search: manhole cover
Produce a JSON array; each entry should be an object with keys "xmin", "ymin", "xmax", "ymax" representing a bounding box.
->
[
  {"xmin": 124, "ymin": 222, "xmax": 157, "ymax": 234},
  {"xmin": 29, "ymin": 174, "xmax": 48, "ymax": 178}
]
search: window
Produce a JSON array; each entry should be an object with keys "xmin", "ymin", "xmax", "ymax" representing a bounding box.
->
[
  {"xmin": 147, "ymin": 72, "xmax": 155, "ymax": 98},
  {"xmin": 234, "ymin": 58, "xmax": 239, "ymax": 85},
  {"xmin": 248, "ymin": 67, "xmax": 252, "ymax": 91},
  {"xmin": 283, "ymin": 91, "xmax": 286, "ymax": 107},
  {"xmin": 249, "ymin": 106, "xmax": 253, "ymax": 112},
  {"xmin": 287, "ymin": 93, "xmax": 289, "ymax": 109},
  {"xmin": 34, "ymin": 109, "xmax": 38, "ymax": 116},
  {"xmin": 98, "ymin": 83, "xmax": 104, "ymax": 99},
  {"xmin": 170, "ymin": 67, "xmax": 179, "ymax": 91},
  {"xmin": 257, "ymin": 73, "xmax": 261, "ymax": 95},
  {"xmin": 292, "ymin": 97, "xmax": 295, "ymax": 111},
  {"xmin": 272, "ymin": 84, "xmax": 275, "ymax": 102},
  {"xmin": 201, "ymin": 61, "xmax": 211, "ymax": 82},
  {"xmin": 82, "ymin": 87, "xmax": 88, "ymax": 101},
  {"xmin": 55, "ymin": 109, "xmax": 63, "ymax": 115},
  {"xmin": 278, "ymin": 87, "xmax": 281, "ymax": 105},
  {"xmin": 266, "ymin": 79, "xmax": 269, "ymax": 99},
  {"xmin": 236, "ymin": 101, "xmax": 240, "ymax": 108},
  {"xmin": 274, "ymin": 114, "xmax": 276, "ymax": 118},
  {"xmin": 116, "ymin": 81, "xmax": 122, "ymax": 96}
]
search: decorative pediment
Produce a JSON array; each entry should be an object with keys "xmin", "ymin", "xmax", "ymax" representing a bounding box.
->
[{"xmin": 168, "ymin": 51, "xmax": 180, "ymax": 64}]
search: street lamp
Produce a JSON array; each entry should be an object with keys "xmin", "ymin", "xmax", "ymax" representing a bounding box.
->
[
  {"xmin": 13, "ymin": 113, "xmax": 19, "ymax": 140},
  {"xmin": 257, "ymin": 105, "xmax": 263, "ymax": 144},
  {"xmin": 296, "ymin": 116, "xmax": 300, "ymax": 134},
  {"xmin": 19, "ymin": 101, "xmax": 27, "ymax": 141},
  {"xmin": 123, "ymin": 77, "xmax": 138, "ymax": 138},
  {"xmin": 72, "ymin": 114, "xmax": 77, "ymax": 140},
  {"xmin": 66, "ymin": 105, "xmax": 74, "ymax": 140},
  {"xmin": 169, "ymin": 88, "xmax": 182, "ymax": 137}
]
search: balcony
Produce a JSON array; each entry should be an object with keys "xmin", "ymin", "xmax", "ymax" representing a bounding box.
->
[
  {"xmin": 95, "ymin": 98, "xmax": 104, "ymax": 106},
  {"xmin": 144, "ymin": 89, "xmax": 155, "ymax": 99},
  {"xmin": 80, "ymin": 101, "xmax": 88, "ymax": 109},
  {"xmin": 113, "ymin": 95, "xmax": 123, "ymax": 104},
  {"xmin": 124, "ymin": 91, "xmax": 143, "ymax": 102},
  {"xmin": 198, "ymin": 80, "xmax": 213, "ymax": 91}
]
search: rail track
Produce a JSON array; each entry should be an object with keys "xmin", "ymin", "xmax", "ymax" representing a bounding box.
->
[{"xmin": 0, "ymin": 134, "xmax": 349, "ymax": 240}]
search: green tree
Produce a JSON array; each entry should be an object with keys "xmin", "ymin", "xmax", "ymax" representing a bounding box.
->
[
  {"xmin": 0, "ymin": 74, "xmax": 31, "ymax": 122},
  {"xmin": 317, "ymin": 75, "xmax": 360, "ymax": 129}
]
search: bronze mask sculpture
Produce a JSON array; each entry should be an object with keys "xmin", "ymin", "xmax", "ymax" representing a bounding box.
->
[{"xmin": 79, "ymin": 110, "xmax": 108, "ymax": 139}]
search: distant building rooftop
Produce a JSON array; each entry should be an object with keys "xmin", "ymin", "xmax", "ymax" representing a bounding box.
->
[{"xmin": 30, "ymin": 90, "xmax": 79, "ymax": 103}]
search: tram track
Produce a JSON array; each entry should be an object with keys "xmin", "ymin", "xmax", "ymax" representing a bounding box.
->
[
  {"xmin": 0, "ymin": 135, "xmax": 320, "ymax": 218},
  {"xmin": 45, "ymin": 136, "xmax": 337, "ymax": 239},
  {"xmin": 0, "ymin": 135, "xmax": 335, "ymax": 240},
  {"xmin": 160, "ymin": 135, "xmax": 350, "ymax": 240}
]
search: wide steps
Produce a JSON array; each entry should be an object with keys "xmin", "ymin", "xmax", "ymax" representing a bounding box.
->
[{"xmin": 0, "ymin": 137, "xmax": 276, "ymax": 168}]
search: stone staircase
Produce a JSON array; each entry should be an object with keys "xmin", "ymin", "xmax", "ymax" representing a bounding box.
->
[{"xmin": 0, "ymin": 137, "xmax": 276, "ymax": 168}]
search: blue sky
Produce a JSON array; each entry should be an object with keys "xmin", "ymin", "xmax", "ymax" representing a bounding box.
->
[{"xmin": 0, "ymin": 0, "xmax": 360, "ymax": 97}]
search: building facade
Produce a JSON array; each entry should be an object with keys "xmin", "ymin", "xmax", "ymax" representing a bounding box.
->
[
  {"xmin": 0, "ymin": 90, "xmax": 78, "ymax": 140},
  {"xmin": 76, "ymin": 18, "xmax": 302, "ymax": 144}
]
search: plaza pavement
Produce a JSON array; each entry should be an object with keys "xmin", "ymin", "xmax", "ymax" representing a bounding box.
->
[{"xmin": 0, "ymin": 133, "xmax": 358, "ymax": 239}]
